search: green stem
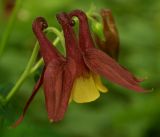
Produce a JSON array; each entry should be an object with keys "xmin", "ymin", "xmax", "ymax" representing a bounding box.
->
[
  {"xmin": 46, "ymin": 27, "xmax": 64, "ymax": 47},
  {"xmin": 0, "ymin": 0, "xmax": 22, "ymax": 56},
  {"xmin": 5, "ymin": 42, "xmax": 39, "ymax": 103},
  {"xmin": 29, "ymin": 59, "xmax": 43, "ymax": 75}
]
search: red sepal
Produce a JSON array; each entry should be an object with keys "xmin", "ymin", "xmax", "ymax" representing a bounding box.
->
[
  {"xmin": 12, "ymin": 67, "xmax": 45, "ymax": 127},
  {"xmin": 84, "ymin": 48, "xmax": 146, "ymax": 92}
]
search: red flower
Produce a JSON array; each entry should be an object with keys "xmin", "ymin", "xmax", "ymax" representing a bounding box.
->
[
  {"xmin": 68, "ymin": 9, "xmax": 145, "ymax": 92},
  {"xmin": 13, "ymin": 9, "xmax": 146, "ymax": 127},
  {"xmin": 57, "ymin": 13, "xmax": 108, "ymax": 103},
  {"xmin": 13, "ymin": 16, "xmax": 77, "ymax": 126}
]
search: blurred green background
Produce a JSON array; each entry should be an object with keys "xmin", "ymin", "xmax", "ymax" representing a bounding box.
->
[{"xmin": 0, "ymin": 0, "xmax": 160, "ymax": 137}]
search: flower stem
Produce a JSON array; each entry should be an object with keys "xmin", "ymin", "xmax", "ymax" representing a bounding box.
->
[
  {"xmin": 0, "ymin": 0, "xmax": 22, "ymax": 57},
  {"xmin": 5, "ymin": 42, "xmax": 39, "ymax": 103},
  {"xmin": 46, "ymin": 27, "xmax": 64, "ymax": 47}
]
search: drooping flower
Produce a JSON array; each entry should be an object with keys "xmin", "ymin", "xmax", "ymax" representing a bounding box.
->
[
  {"xmin": 68, "ymin": 9, "xmax": 145, "ymax": 92},
  {"xmin": 13, "ymin": 16, "xmax": 77, "ymax": 126},
  {"xmin": 56, "ymin": 13, "xmax": 108, "ymax": 103},
  {"xmin": 13, "ymin": 9, "xmax": 146, "ymax": 126},
  {"xmin": 93, "ymin": 9, "xmax": 119, "ymax": 60}
]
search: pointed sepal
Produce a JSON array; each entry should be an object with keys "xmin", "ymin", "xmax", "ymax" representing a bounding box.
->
[{"xmin": 83, "ymin": 48, "xmax": 146, "ymax": 92}]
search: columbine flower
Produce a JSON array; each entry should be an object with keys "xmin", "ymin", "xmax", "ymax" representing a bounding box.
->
[
  {"xmin": 14, "ymin": 9, "xmax": 146, "ymax": 126},
  {"xmin": 68, "ymin": 9, "xmax": 145, "ymax": 92},
  {"xmin": 57, "ymin": 13, "xmax": 108, "ymax": 104},
  {"xmin": 14, "ymin": 16, "xmax": 77, "ymax": 126},
  {"xmin": 94, "ymin": 9, "xmax": 119, "ymax": 60}
]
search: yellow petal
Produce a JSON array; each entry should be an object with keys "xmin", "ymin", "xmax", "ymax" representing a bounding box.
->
[
  {"xmin": 92, "ymin": 74, "xmax": 108, "ymax": 93},
  {"xmin": 71, "ymin": 74, "xmax": 100, "ymax": 103}
]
